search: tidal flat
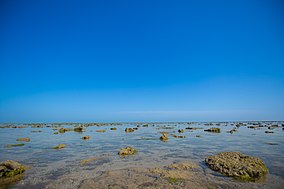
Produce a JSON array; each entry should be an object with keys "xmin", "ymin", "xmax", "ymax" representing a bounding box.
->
[{"xmin": 0, "ymin": 121, "xmax": 284, "ymax": 189}]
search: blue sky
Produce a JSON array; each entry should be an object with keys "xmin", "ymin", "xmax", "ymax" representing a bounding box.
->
[{"xmin": 0, "ymin": 0, "xmax": 284, "ymax": 122}]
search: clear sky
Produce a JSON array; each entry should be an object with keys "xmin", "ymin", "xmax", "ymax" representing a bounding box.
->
[{"xmin": 0, "ymin": 0, "xmax": 284, "ymax": 122}]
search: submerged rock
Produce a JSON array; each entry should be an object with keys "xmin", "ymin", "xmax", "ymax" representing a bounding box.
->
[
  {"xmin": 110, "ymin": 127, "xmax": 117, "ymax": 130},
  {"xmin": 5, "ymin": 144, "xmax": 25, "ymax": 148},
  {"xmin": 16, "ymin": 138, "xmax": 30, "ymax": 142},
  {"xmin": 204, "ymin": 128, "xmax": 221, "ymax": 133},
  {"xmin": 160, "ymin": 133, "xmax": 168, "ymax": 141},
  {"xmin": 53, "ymin": 144, "xmax": 66, "ymax": 149},
  {"xmin": 171, "ymin": 134, "xmax": 185, "ymax": 138},
  {"xmin": 0, "ymin": 160, "xmax": 25, "ymax": 177},
  {"xmin": 118, "ymin": 146, "xmax": 137, "ymax": 156},
  {"xmin": 96, "ymin": 130, "xmax": 106, "ymax": 132},
  {"xmin": 265, "ymin": 131, "xmax": 274, "ymax": 134},
  {"xmin": 205, "ymin": 152, "xmax": 268, "ymax": 181}
]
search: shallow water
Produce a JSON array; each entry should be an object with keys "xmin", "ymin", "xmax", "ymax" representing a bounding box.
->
[{"xmin": 0, "ymin": 122, "xmax": 283, "ymax": 188}]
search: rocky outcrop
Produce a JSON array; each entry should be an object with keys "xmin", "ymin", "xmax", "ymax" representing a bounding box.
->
[
  {"xmin": 0, "ymin": 160, "xmax": 25, "ymax": 177},
  {"xmin": 205, "ymin": 152, "xmax": 268, "ymax": 181}
]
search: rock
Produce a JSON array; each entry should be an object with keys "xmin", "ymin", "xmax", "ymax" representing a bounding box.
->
[
  {"xmin": 248, "ymin": 125, "xmax": 259, "ymax": 129},
  {"xmin": 205, "ymin": 152, "xmax": 268, "ymax": 181},
  {"xmin": 16, "ymin": 138, "xmax": 30, "ymax": 142},
  {"xmin": 265, "ymin": 142, "xmax": 278, "ymax": 145},
  {"xmin": 82, "ymin": 136, "xmax": 90, "ymax": 140},
  {"xmin": 74, "ymin": 127, "xmax": 84, "ymax": 132},
  {"xmin": 125, "ymin": 128, "xmax": 135, "ymax": 133},
  {"xmin": 185, "ymin": 127, "xmax": 202, "ymax": 130},
  {"xmin": 54, "ymin": 132, "xmax": 58, "ymax": 134},
  {"xmin": 5, "ymin": 144, "xmax": 25, "ymax": 148},
  {"xmin": 110, "ymin": 128, "xmax": 117, "ymax": 130},
  {"xmin": 171, "ymin": 134, "xmax": 185, "ymax": 138},
  {"xmin": 96, "ymin": 130, "xmax": 106, "ymax": 132},
  {"xmin": 0, "ymin": 160, "xmax": 25, "ymax": 177},
  {"xmin": 160, "ymin": 133, "xmax": 168, "ymax": 141},
  {"xmin": 265, "ymin": 131, "xmax": 274, "ymax": 134},
  {"xmin": 204, "ymin": 128, "xmax": 221, "ymax": 133},
  {"xmin": 118, "ymin": 146, "xmax": 137, "ymax": 156},
  {"xmin": 53, "ymin": 144, "xmax": 66, "ymax": 149},
  {"xmin": 31, "ymin": 130, "xmax": 42, "ymax": 132},
  {"xmin": 80, "ymin": 157, "xmax": 98, "ymax": 165},
  {"xmin": 227, "ymin": 128, "xmax": 237, "ymax": 134},
  {"xmin": 178, "ymin": 129, "xmax": 184, "ymax": 133},
  {"xmin": 59, "ymin": 128, "xmax": 72, "ymax": 133},
  {"xmin": 196, "ymin": 135, "xmax": 201, "ymax": 137}
]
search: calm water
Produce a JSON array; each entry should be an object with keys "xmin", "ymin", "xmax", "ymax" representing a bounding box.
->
[{"xmin": 0, "ymin": 122, "xmax": 283, "ymax": 188}]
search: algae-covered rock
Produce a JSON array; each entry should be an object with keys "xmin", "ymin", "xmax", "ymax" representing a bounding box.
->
[
  {"xmin": 160, "ymin": 133, "xmax": 168, "ymax": 141},
  {"xmin": 125, "ymin": 128, "xmax": 135, "ymax": 133},
  {"xmin": 0, "ymin": 160, "xmax": 25, "ymax": 177},
  {"xmin": 5, "ymin": 144, "xmax": 25, "ymax": 148},
  {"xmin": 16, "ymin": 138, "xmax": 30, "ymax": 142},
  {"xmin": 205, "ymin": 152, "xmax": 268, "ymax": 181},
  {"xmin": 118, "ymin": 146, "xmax": 137, "ymax": 156},
  {"xmin": 204, "ymin": 128, "xmax": 221, "ymax": 133},
  {"xmin": 110, "ymin": 127, "xmax": 117, "ymax": 130},
  {"xmin": 74, "ymin": 127, "xmax": 84, "ymax": 132},
  {"xmin": 53, "ymin": 144, "xmax": 66, "ymax": 149},
  {"xmin": 59, "ymin": 128, "xmax": 72, "ymax": 133}
]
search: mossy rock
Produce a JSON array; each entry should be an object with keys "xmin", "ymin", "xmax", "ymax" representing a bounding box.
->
[
  {"xmin": 118, "ymin": 146, "xmax": 137, "ymax": 156},
  {"xmin": 0, "ymin": 160, "xmax": 25, "ymax": 178},
  {"xmin": 53, "ymin": 144, "xmax": 66, "ymax": 149},
  {"xmin": 5, "ymin": 144, "xmax": 25, "ymax": 148},
  {"xmin": 205, "ymin": 152, "xmax": 268, "ymax": 181},
  {"xmin": 160, "ymin": 133, "xmax": 168, "ymax": 141},
  {"xmin": 125, "ymin": 128, "xmax": 135, "ymax": 133},
  {"xmin": 74, "ymin": 127, "xmax": 84, "ymax": 132},
  {"xmin": 204, "ymin": 127, "xmax": 221, "ymax": 133},
  {"xmin": 16, "ymin": 138, "xmax": 30, "ymax": 142}
]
